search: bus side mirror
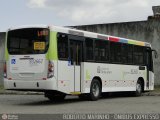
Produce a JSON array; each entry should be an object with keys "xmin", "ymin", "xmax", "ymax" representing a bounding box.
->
[{"xmin": 152, "ymin": 49, "xmax": 158, "ymax": 59}]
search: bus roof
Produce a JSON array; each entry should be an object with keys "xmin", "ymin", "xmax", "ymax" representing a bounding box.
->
[{"xmin": 8, "ymin": 24, "xmax": 151, "ymax": 47}]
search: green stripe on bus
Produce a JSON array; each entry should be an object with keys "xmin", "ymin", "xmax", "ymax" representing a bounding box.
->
[
  {"xmin": 5, "ymin": 47, "xmax": 9, "ymax": 61},
  {"xmin": 5, "ymin": 32, "xmax": 9, "ymax": 61},
  {"xmin": 128, "ymin": 40, "xmax": 136, "ymax": 45},
  {"xmin": 46, "ymin": 31, "xmax": 58, "ymax": 60}
]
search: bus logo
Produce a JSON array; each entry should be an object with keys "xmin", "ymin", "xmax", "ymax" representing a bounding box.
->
[{"xmin": 11, "ymin": 59, "xmax": 16, "ymax": 64}]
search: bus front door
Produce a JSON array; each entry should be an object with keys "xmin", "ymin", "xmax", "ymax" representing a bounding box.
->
[
  {"xmin": 146, "ymin": 47, "xmax": 153, "ymax": 89},
  {"xmin": 69, "ymin": 36, "xmax": 84, "ymax": 92}
]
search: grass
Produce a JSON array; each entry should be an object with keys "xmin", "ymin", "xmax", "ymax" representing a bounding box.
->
[
  {"xmin": 0, "ymin": 84, "xmax": 4, "ymax": 93},
  {"xmin": 0, "ymin": 85, "xmax": 4, "ymax": 89},
  {"xmin": 153, "ymin": 85, "xmax": 160, "ymax": 92}
]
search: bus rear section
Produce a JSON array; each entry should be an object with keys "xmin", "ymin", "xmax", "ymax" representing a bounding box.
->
[{"xmin": 4, "ymin": 28, "xmax": 56, "ymax": 91}]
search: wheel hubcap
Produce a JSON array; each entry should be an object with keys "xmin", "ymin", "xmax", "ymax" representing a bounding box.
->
[
  {"xmin": 92, "ymin": 83, "xmax": 99, "ymax": 97},
  {"xmin": 136, "ymin": 83, "xmax": 141, "ymax": 93}
]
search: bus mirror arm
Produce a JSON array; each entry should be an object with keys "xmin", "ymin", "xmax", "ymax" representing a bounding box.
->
[{"xmin": 152, "ymin": 49, "xmax": 158, "ymax": 58}]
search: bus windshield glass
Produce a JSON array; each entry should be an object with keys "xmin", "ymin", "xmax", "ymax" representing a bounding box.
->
[{"xmin": 7, "ymin": 28, "xmax": 49, "ymax": 55}]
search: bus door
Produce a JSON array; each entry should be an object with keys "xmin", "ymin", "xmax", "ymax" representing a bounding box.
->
[
  {"xmin": 69, "ymin": 35, "xmax": 84, "ymax": 92},
  {"xmin": 146, "ymin": 47, "xmax": 153, "ymax": 89}
]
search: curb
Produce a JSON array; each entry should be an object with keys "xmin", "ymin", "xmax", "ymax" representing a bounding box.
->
[{"xmin": 142, "ymin": 92, "xmax": 160, "ymax": 96}]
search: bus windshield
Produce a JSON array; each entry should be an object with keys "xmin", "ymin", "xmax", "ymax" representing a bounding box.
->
[{"xmin": 7, "ymin": 28, "xmax": 49, "ymax": 55}]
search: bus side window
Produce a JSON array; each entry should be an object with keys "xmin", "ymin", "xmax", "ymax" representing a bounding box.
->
[
  {"xmin": 57, "ymin": 33, "xmax": 68, "ymax": 60},
  {"xmin": 133, "ymin": 46, "xmax": 144, "ymax": 65},
  {"xmin": 127, "ymin": 45, "xmax": 133, "ymax": 64},
  {"xmin": 85, "ymin": 38, "xmax": 94, "ymax": 61},
  {"xmin": 121, "ymin": 43, "xmax": 128, "ymax": 64},
  {"xmin": 94, "ymin": 40, "xmax": 109, "ymax": 62},
  {"xmin": 110, "ymin": 42, "xmax": 121, "ymax": 63}
]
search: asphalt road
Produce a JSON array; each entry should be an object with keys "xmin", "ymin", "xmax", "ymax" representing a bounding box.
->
[{"xmin": 0, "ymin": 94, "xmax": 160, "ymax": 114}]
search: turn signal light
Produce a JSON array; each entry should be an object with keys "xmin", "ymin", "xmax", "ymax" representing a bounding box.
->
[{"xmin": 47, "ymin": 61, "xmax": 54, "ymax": 78}]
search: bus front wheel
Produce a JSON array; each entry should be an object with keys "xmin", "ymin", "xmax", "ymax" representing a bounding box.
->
[
  {"xmin": 89, "ymin": 79, "xmax": 102, "ymax": 101},
  {"xmin": 134, "ymin": 80, "xmax": 142, "ymax": 97}
]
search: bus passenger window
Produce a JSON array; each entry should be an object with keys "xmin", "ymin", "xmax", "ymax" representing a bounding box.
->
[
  {"xmin": 58, "ymin": 33, "xmax": 68, "ymax": 60},
  {"xmin": 121, "ymin": 44, "xmax": 128, "ymax": 64},
  {"xmin": 134, "ymin": 46, "xmax": 144, "ymax": 65},
  {"xmin": 127, "ymin": 45, "xmax": 133, "ymax": 64},
  {"xmin": 110, "ymin": 42, "xmax": 121, "ymax": 63},
  {"xmin": 85, "ymin": 38, "xmax": 94, "ymax": 61},
  {"xmin": 95, "ymin": 40, "xmax": 109, "ymax": 62}
]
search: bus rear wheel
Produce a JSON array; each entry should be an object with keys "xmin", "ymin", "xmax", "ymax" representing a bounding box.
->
[
  {"xmin": 134, "ymin": 80, "xmax": 142, "ymax": 97},
  {"xmin": 89, "ymin": 79, "xmax": 102, "ymax": 101}
]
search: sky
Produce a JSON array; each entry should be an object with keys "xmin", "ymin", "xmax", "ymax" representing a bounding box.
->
[{"xmin": 0, "ymin": 0, "xmax": 160, "ymax": 31}]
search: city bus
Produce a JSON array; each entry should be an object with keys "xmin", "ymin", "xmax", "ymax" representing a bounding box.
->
[{"xmin": 4, "ymin": 25, "xmax": 157, "ymax": 101}]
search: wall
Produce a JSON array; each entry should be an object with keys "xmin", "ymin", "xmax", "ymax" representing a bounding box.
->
[
  {"xmin": 0, "ymin": 32, "xmax": 5, "ymax": 85},
  {"xmin": 73, "ymin": 20, "xmax": 160, "ymax": 85}
]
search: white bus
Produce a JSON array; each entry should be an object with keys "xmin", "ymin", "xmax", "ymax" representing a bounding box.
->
[{"xmin": 4, "ymin": 25, "xmax": 157, "ymax": 101}]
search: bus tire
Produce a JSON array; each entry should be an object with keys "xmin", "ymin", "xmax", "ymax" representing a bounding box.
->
[
  {"xmin": 89, "ymin": 79, "xmax": 102, "ymax": 101},
  {"xmin": 134, "ymin": 80, "xmax": 142, "ymax": 97}
]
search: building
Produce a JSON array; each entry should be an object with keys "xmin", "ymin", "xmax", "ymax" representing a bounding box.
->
[
  {"xmin": 0, "ymin": 6, "xmax": 160, "ymax": 85},
  {"xmin": 0, "ymin": 32, "xmax": 5, "ymax": 85},
  {"xmin": 73, "ymin": 6, "xmax": 160, "ymax": 85}
]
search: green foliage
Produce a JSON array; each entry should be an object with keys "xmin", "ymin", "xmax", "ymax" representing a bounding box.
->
[
  {"xmin": 154, "ymin": 85, "xmax": 160, "ymax": 92},
  {"xmin": 0, "ymin": 84, "xmax": 4, "ymax": 91}
]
